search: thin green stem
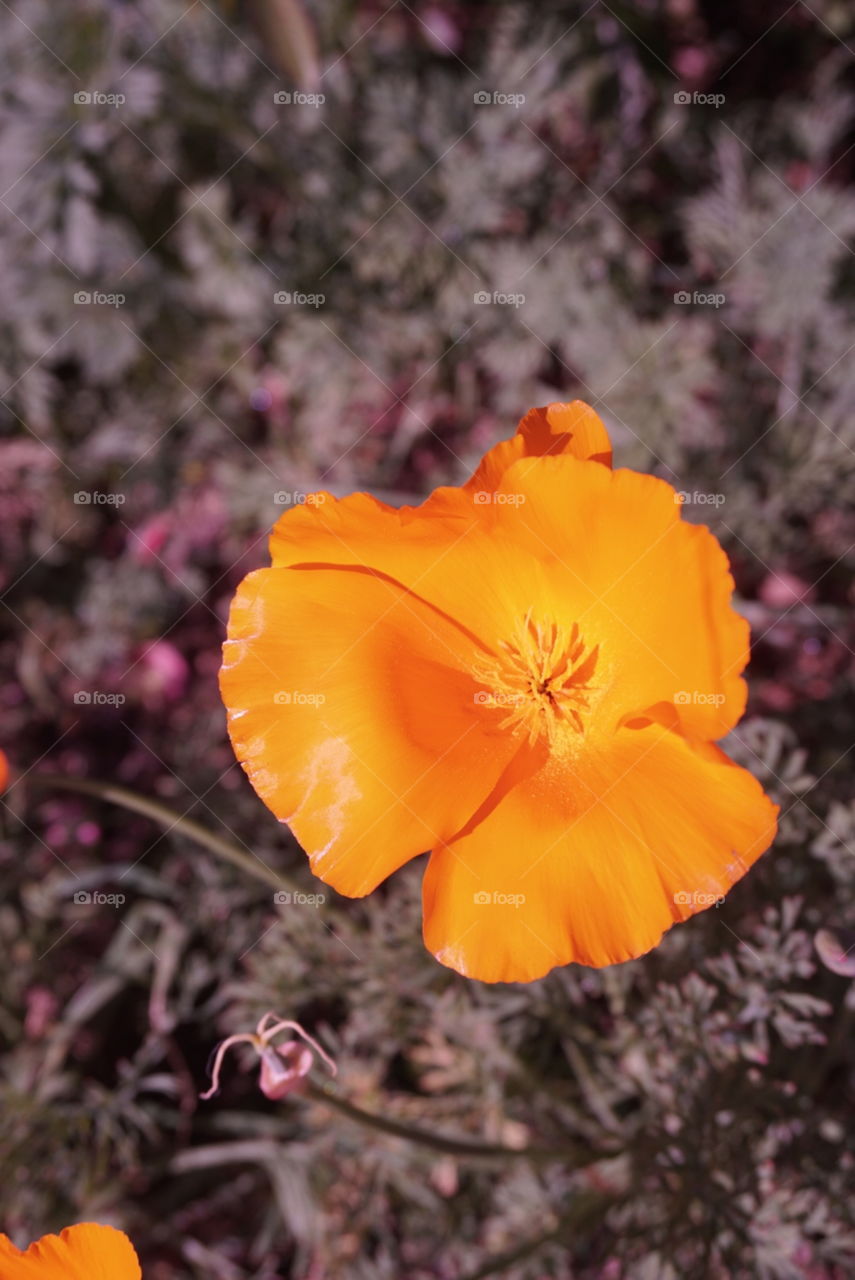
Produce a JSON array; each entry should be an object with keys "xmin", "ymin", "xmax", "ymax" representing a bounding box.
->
[
  {"xmin": 33, "ymin": 774, "xmax": 625, "ymax": 1175},
  {"xmin": 304, "ymin": 1079, "xmax": 617, "ymax": 1167},
  {"xmin": 29, "ymin": 774, "xmax": 297, "ymax": 893}
]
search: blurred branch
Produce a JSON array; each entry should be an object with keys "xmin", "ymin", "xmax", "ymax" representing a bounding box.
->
[
  {"xmin": 247, "ymin": 0, "xmax": 320, "ymax": 88},
  {"xmin": 304, "ymin": 1079, "xmax": 619, "ymax": 1167},
  {"xmin": 29, "ymin": 774, "xmax": 298, "ymax": 893}
]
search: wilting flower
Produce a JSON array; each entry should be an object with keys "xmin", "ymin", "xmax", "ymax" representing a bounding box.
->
[
  {"xmin": 0, "ymin": 1223, "xmax": 141, "ymax": 1279},
  {"xmin": 221, "ymin": 401, "xmax": 777, "ymax": 982},
  {"xmin": 201, "ymin": 1011, "xmax": 336, "ymax": 1100}
]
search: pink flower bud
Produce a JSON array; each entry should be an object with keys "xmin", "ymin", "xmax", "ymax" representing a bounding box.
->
[
  {"xmin": 200, "ymin": 1011, "xmax": 336, "ymax": 1102},
  {"xmin": 258, "ymin": 1042, "xmax": 313, "ymax": 1099}
]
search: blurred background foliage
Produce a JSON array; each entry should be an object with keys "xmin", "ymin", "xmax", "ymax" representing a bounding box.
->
[{"xmin": 1, "ymin": 0, "xmax": 855, "ymax": 1276}]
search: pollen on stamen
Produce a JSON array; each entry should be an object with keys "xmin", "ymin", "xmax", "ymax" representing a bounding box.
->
[{"xmin": 473, "ymin": 612, "xmax": 599, "ymax": 748}]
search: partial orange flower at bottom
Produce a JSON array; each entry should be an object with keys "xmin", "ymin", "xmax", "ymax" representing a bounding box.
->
[
  {"xmin": 0, "ymin": 1223, "xmax": 141, "ymax": 1279},
  {"xmin": 221, "ymin": 401, "xmax": 778, "ymax": 983}
]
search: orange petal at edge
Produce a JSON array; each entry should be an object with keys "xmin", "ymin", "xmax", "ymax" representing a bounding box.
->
[
  {"xmin": 0, "ymin": 1223, "xmax": 141, "ymax": 1280},
  {"xmin": 423, "ymin": 724, "xmax": 777, "ymax": 983},
  {"xmin": 466, "ymin": 400, "xmax": 613, "ymax": 496},
  {"xmin": 267, "ymin": 402, "xmax": 611, "ymax": 573},
  {"xmin": 220, "ymin": 564, "xmax": 521, "ymax": 897}
]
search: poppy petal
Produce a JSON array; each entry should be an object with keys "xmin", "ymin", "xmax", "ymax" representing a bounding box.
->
[
  {"xmin": 489, "ymin": 455, "xmax": 748, "ymax": 740},
  {"xmin": 0, "ymin": 1223, "xmax": 141, "ymax": 1280},
  {"xmin": 220, "ymin": 565, "xmax": 521, "ymax": 896},
  {"xmin": 465, "ymin": 400, "xmax": 613, "ymax": 496},
  {"xmin": 268, "ymin": 401, "xmax": 611, "ymax": 573},
  {"xmin": 422, "ymin": 724, "xmax": 777, "ymax": 983},
  {"xmin": 268, "ymin": 489, "xmax": 587, "ymax": 709}
]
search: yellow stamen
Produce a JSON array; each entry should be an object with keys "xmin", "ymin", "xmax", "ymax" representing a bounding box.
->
[{"xmin": 473, "ymin": 612, "xmax": 599, "ymax": 747}]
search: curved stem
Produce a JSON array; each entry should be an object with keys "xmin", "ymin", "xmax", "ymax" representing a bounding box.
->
[
  {"xmin": 304, "ymin": 1079, "xmax": 617, "ymax": 1167},
  {"xmin": 33, "ymin": 775, "xmax": 624, "ymax": 1174},
  {"xmin": 29, "ymin": 774, "xmax": 297, "ymax": 893}
]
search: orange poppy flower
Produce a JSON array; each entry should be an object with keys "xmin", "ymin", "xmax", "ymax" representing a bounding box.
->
[
  {"xmin": 221, "ymin": 401, "xmax": 777, "ymax": 982},
  {"xmin": 0, "ymin": 1223, "xmax": 141, "ymax": 1279},
  {"xmin": 0, "ymin": 750, "xmax": 8, "ymax": 792}
]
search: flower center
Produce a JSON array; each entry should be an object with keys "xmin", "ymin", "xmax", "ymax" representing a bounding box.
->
[{"xmin": 473, "ymin": 612, "xmax": 599, "ymax": 747}]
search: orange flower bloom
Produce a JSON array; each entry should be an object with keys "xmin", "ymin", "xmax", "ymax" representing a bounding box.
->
[
  {"xmin": 0, "ymin": 1223, "xmax": 141, "ymax": 1279},
  {"xmin": 0, "ymin": 750, "xmax": 8, "ymax": 792},
  {"xmin": 221, "ymin": 401, "xmax": 777, "ymax": 982}
]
